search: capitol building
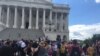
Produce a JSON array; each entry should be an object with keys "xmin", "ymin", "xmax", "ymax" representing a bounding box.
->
[{"xmin": 0, "ymin": 0, "xmax": 70, "ymax": 41}]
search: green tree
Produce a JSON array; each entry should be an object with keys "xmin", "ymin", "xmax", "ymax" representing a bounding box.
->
[
  {"xmin": 92, "ymin": 34, "xmax": 100, "ymax": 43},
  {"xmin": 83, "ymin": 38, "xmax": 92, "ymax": 44}
]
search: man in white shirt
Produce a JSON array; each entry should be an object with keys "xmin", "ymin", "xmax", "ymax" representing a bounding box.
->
[{"xmin": 18, "ymin": 40, "xmax": 26, "ymax": 56}]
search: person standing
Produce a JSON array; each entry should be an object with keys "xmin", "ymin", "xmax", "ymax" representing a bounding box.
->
[
  {"xmin": 0, "ymin": 41, "xmax": 14, "ymax": 56},
  {"xmin": 18, "ymin": 39, "xmax": 26, "ymax": 56},
  {"xmin": 95, "ymin": 41, "xmax": 100, "ymax": 56},
  {"xmin": 24, "ymin": 43, "xmax": 32, "ymax": 56},
  {"xmin": 32, "ymin": 41, "xmax": 39, "ymax": 56},
  {"xmin": 70, "ymin": 40, "xmax": 81, "ymax": 56},
  {"xmin": 82, "ymin": 43, "xmax": 89, "ymax": 56},
  {"xmin": 59, "ymin": 41, "xmax": 66, "ymax": 56},
  {"xmin": 38, "ymin": 41, "xmax": 49, "ymax": 56},
  {"xmin": 52, "ymin": 42, "xmax": 58, "ymax": 56},
  {"xmin": 87, "ymin": 44, "xmax": 94, "ymax": 56}
]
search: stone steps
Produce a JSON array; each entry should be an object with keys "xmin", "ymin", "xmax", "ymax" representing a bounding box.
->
[{"xmin": 0, "ymin": 28, "xmax": 44, "ymax": 40}]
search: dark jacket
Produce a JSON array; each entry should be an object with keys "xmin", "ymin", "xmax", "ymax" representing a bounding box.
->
[{"xmin": 0, "ymin": 46, "xmax": 14, "ymax": 56}]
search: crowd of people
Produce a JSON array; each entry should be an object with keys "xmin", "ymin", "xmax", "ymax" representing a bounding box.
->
[{"xmin": 0, "ymin": 38, "xmax": 100, "ymax": 56}]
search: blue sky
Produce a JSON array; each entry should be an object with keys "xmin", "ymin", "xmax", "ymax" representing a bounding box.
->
[
  {"xmin": 53, "ymin": 0, "xmax": 100, "ymax": 26},
  {"xmin": 53, "ymin": 0, "xmax": 100, "ymax": 40}
]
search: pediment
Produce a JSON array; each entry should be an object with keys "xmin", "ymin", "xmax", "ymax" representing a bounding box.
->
[
  {"xmin": 34, "ymin": 0, "xmax": 52, "ymax": 4},
  {"xmin": 0, "ymin": 0, "xmax": 52, "ymax": 4}
]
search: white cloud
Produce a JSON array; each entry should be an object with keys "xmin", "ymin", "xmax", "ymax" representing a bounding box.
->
[
  {"xmin": 69, "ymin": 23, "xmax": 100, "ymax": 40},
  {"xmin": 95, "ymin": 0, "xmax": 100, "ymax": 3}
]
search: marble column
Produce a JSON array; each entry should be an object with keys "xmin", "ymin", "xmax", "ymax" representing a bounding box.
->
[
  {"xmin": 28, "ymin": 8, "xmax": 32, "ymax": 29},
  {"xmin": 55, "ymin": 12, "xmax": 57, "ymax": 30},
  {"xmin": 60, "ymin": 13, "xmax": 63, "ymax": 31},
  {"xmin": 6, "ymin": 6, "xmax": 10, "ymax": 27},
  {"xmin": 43, "ymin": 9, "xmax": 46, "ymax": 29},
  {"xmin": 36, "ymin": 8, "xmax": 39, "ymax": 29},
  {"xmin": 21, "ymin": 7, "xmax": 25, "ymax": 29},
  {"xmin": 13, "ymin": 6, "xmax": 18, "ymax": 28},
  {"xmin": 49, "ymin": 10, "xmax": 52, "ymax": 31},
  {"xmin": 0, "ymin": 5, "xmax": 2, "ymax": 21},
  {"xmin": 49, "ymin": 10, "xmax": 52, "ymax": 22}
]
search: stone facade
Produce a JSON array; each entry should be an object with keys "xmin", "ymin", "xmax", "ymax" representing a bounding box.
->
[{"xmin": 0, "ymin": 0, "xmax": 70, "ymax": 41}]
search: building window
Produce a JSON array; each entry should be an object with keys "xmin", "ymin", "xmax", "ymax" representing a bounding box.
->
[
  {"xmin": 49, "ymin": 28, "xmax": 51, "ymax": 31},
  {"xmin": 57, "ymin": 24, "xmax": 59, "ymax": 30},
  {"xmin": 63, "ymin": 16, "xmax": 66, "ymax": 20},
  {"xmin": 63, "ymin": 13, "xmax": 67, "ymax": 19},
  {"xmin": 56, "ymin": 35, "xmax": 61, "ymax": 41},
  {"xmin": 63, "ymin": 35, "xmax": 66, "ymax": 41},
  {"xmin": 57, "ymin": 13, "xmax": 61, "ymax": 20},
  {"xmin": 25, "ymin": 22, "xmax": 29, "ymax": 29},
  {"xmin": 54, "ymin": 29, "xmax": 56, "ymax": 32},
  {"xmin": 63, "ymin": 25, "xmax": 65, "ymax": 30},
  {"xmin": 45, "ymin": 29, "xmax": 47, "ymax": 31}
]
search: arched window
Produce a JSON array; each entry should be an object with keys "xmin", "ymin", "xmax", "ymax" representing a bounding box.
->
[
  {"xmin": 56, "ymin": 35, "xmax": 61, "ymax": 41},
  {"xmin": 63, "ymin": 35, "xmax": 66, "ymax": 41}
]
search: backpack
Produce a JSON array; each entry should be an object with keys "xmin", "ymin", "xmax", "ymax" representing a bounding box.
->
[
  {"xmin": 70, "ymin": 46, "xmax": 81, "ymax": 56},
  {"xmin": 60, "ymin": 45, "xmax": 66, "ymax": 53}
]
